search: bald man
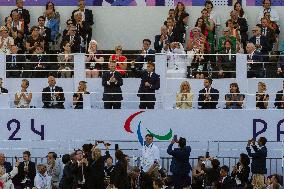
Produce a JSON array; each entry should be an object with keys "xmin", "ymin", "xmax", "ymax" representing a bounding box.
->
[{"xmin": 42, "ymin": 76, "xmax": 65, "ymax": 109}]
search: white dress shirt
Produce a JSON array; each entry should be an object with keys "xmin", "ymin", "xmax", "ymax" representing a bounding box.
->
[
  {"xmin": 141, "ymin": 143, "xmax": 160, "ymax": 172},
  {"xmin": 34, "ymin": 172, "xmax": 52, "ymax": 189}
]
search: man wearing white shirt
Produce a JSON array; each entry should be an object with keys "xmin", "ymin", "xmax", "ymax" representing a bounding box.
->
[
  {"xmin": 141, "ymin": 134, "xmax": 160, "ymax": 172},
  {"xmin": 257, "ymin": 0, "xmax": 279, "ymax": 26},
  {"xmin": 34, "ymin": 164, "xmax": 52, "ymax": 189}
]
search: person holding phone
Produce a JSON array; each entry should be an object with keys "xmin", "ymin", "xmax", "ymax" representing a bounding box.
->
[
  {"xmin": 0, "ymin": 158, "xmax": 19, "ymax": 189},
  {"xmin": 167, "ymin": 136, "xmax": 191, "ymax": 189}
]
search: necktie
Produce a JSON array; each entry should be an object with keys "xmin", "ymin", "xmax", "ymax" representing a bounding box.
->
[
  {"xmin": 148, "ymin": 72, "xmax": 151, "ymax": 78},
  {"xmin": 12, "ymin": 56, "xmax": 16, "ymax": 67}
]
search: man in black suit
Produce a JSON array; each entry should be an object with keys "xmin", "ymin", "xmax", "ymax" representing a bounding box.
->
[
  {"xmin": 277, "ymin": 54, "xmax": 284, "ymax": 78},
  {"xmin": 102, "ymin": 60, "xmax": 123, "ymax": 109},
  {"xmin": 0, "ymin": 78, "xmax": 8, "ymax": 94},
  {"xmin": 249, "ymin": 26, "xmax": 270, "ymax": 54},
  {"xmin": 73, "ymin": 11, "xmax": 90, "ymax": 53},
  {"xmin": 6, "ymin": 45, "xmax": 25, "ymax": 78},
  {"xmin": 37, "ymin": 16, "xmax": 51, "ymax": 52},
  {"xmin": 13, "ymin": 151, "xmax": 36, "ymax": 189},
  {"xmin": 61, "ymin": 25, "xmax": 81, "ymax": 53},
  {"xmin": 260, "ymin": 17, "xmax": 276, "ymax": 47},
  {"xmin": 0, "ymin": 153, "xmax": 12, "ymax": 174},
  {"xmin": 246, "ymin": 42, "xmax": 264, "ymax": 78},
  {"xmin": 217, "ymin": 40, "xmax": 236, "ymax": 78},
  {"xmin": 218, "ymin": 165, "xmax": 236, "ymax": 189},
  {"xmin": 42, "ymin": 76, "xmax": 65, "ymax": 109},
  {"xmin": 72, "ymin": 0, "xmax": 93, "ymax": 44},
  {"xmin": 198, "ymin": 78, "xmax": 219, "ymax": 109},
  {"xmin": 29, "ymin": 45, "xmax": 50, "ymax": 78},
  {"xmin": 131, "ymin": 61, "xmax": 160, "ymax": 109},
  {"xmin": 230, "ymin": 10, "xmax": 248, "ymax": 51},
  {"xmin": 167, "ymin": 137, "xmax": 191, "ymax": 189},
  {"xmin": 246, "ymin": 137, "xmax": 267, "ymax": 175},
  {"xmin": 274, "ymin": 80, "xmax": 284, "ymax": 109},
  {"xmin": 11, "ymin": 0, "xmax": 30, "ymax": 33},
  {"xmin": 154, "ymin": 25, "xmax": 170, "ymax": 53},
  {"xmin": 135, "ymin": 39, "xmax": 155, "ymax": 72}
]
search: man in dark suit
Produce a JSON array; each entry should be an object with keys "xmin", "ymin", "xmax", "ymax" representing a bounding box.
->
[
  {"xmin": 246, "ymin": 137, "xmax": 267, "ymax": 175},
  {"xmin": 198, "ymin": 78, "xmax": 219, "ymax": 109},
  {"xmin": 218, "ymin": 165, "xmax": 236, "ymax": 189},
  {"xmin": 132, "ymin": 61, "xmax": 160, "ymax": 109},
  {"xmin": 135, "ymin": 39, "xmax": 155, "ymax": 72},
  {"xmin": 0, "ymin": 78, "xmax": 8, "ymax": 94},
  {"xmin": 167, "ymin": 137, "xmax": 191, "ymax": 189},
  {"xmin": 217, "ymin": 40, "xmax": 236, "ymax": 78},
  {"xmin": 13, "ymin": 151, "xmax": 36, "ymax": 189},
  {"xmin": 246, "ymin": 42, "xmax": 264, "ymax": 78},
  {"xmin": 29, "ymin": 45, "xmax": 50, "ymax": 78},
  {"xmin": 11, "ymin": 0, "xmax": 30, "ymax": 33},
  {"xmin": 0, "ymin": 153, "xmax": 12, "ymax": 174},
  {"xmin": 274, "ymin": 80, "xmax": 284, "ymax": 109},
  {"xmin": 249, "ymin": 26, "xmax": 270, "ymax": 54},
  {"xmin": 42, "ymin": 76, "xmax": 65, "ymax": 109},
  {"xmin": 37, "ymin": 16, "xmax": 51, "ymax": 52},
  {"xmin": 154, "ymin": 25, "xmax": 170, "ymax": 53},
  {"xmin": 102, "ymin": 60, "xmax": 123, "ymax": 109},
  {"xmin": 61, "ymin": 25, "xmax": 81, "ymax": 53},
  {"xmin": 6, "ymin": 45, "xmax": 25, "ymax": 78},
  {"xmin": 260, "ymin": 17, "xmax": 276, "ymax": 47}
]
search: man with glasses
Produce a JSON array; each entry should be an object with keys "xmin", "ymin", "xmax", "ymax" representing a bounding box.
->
[
  {"xmin": 0, "ymin": 78, "xmax": 8, "ymax": 94},
  {"xmin": 249, "ymin": 26, "xmax": 270, "ymax": 55},
  {"xmin": 217, "ymin": 27, "xmax": 236, "ymax": 53},
  {"xmin": 257, "ymin": 0, "xmax": 279, "ymax": 26}
]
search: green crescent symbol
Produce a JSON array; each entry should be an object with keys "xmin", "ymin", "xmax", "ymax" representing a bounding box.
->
[{"xmin": 146, "ymin": 128, "xmax": 173, "ymax": 140}]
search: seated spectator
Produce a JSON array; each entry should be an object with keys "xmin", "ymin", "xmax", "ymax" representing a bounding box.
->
[
  {"xmin": 274, "ymin": 80, "xmax": 284, "ymax": 109},
  {"xmin": 58, "ymin": 41, "xmax": 74, "ymax": 78},
  {"xmin": 110, "ymin": 150, "xmax": 129, "ymax": 189},
  {"xmin": 42, "ymin": 76, "xmax": 65, "ymax": 109},
  {"xmin": 46, "ymin": 152, "xmax": 61, "ymax": 188},
  {"xmin": 266, "ymin": 174, "xmax": 283, "ymax": 189},
  {"xmin": 259, "ymin": 17, "xmax": 276, "ymax": 47},
  {"xmin": 62, "ymin": 19, "xmax": 74, "ymax": 37},
  {"xmin": 200, "ymin": 8, "xmax": 214, "ymax": 54},
  {"xmin": 44, "ymin": 9, "xmax": 60, "ymax": 43},
  {"xmin": 246, "ymin": 42, "xmax": 264, "ymax": 78},
  {"xmin": 249, "ymin": 26, "xmax": 270, "ymax": 54},
  {"xmin": 73, "ymin": 81, "xmax": 90, "ymax": 109},
  {"xmin": 44, "ymin": 1, "xmax": 60, "ymax": 25},
  {"xmin": 61, "ymin": 25, "xmax": 81, "ymax": 53},
  {"xmin": 176, "ymin": 81, "xmax": 193, "ymax": 109},
  {"xmin": 231, "ymin": 153, "xmax": 250, "ymax": 188},
  {"xmin": 218, "ymin": 27, "xmax": 236, "ymax": 53},
  {"xmin": 29, "ymin": 45, "xmax": 49, "ymax": 78},
  {"xmin": 257, "ymin": 0, "xmax": 279, "ymax": 26},
  {"xmin": 190, "ymin": 50, "xmax": 208, "ymax": 79},
  {"xmin": 217, "ymin": 40, "xmax": 236, "ymax": 78},
  {"xmin": 187, "ymin": 27, "xmax": 206, "ymax": 52},
  {"xmin": 10, "ymin": 10, "xmax": 25, "ymax": 40},
  {"xmin": 189, "ymin": 18, "xmax": 210, "ymax": 53},
  {"xmin": 251, "ymin": 174, "xmax": 266, "ymax": 189},
  {"xmin": 6, "ymin": 44, "xmax": 25, "ymax": 78},
  {"xmin": 14, "ymin": 79, "xmax": 32, "ymax": 108},
  {"xmin": 264, "ymin": 11, "xmax": 280, "ymax": 36},
  {"xmin": 134, "ymin": 39, "xmax": 155, "ymax": 73},
  {"xmin": 25, "ymin": 26, "xmax": 45, "ymax": 54},
  {"xmin": 162, "ymin": 42, "xmax": 186, "ymax": 71},
  {"xmin": 10, "ymin": 0, "xmax": 30, "ymax": 33},
  {"xmin": 217, "ymin": 165, "xmax": 236, "ymax": 188},
  {"xmin": 0, "ymin": 78, "xmax": 8, "ymax": 94},
  {"xmin": 73, "ymin": 11, "xmax": 90, "ymax": 52},
  {"xmin": 153, "ymin": 178, "xmax": 164, "ymax": 189},
  {"xmin": 85, "ymin": 40, "xmax": 104, "ymax": 78},
  {"xmin": 0, "ymin": 26, "xmax": 14, "ymax": 54},
  {"xmin": 225, "ymin": 83, "xmax": 244, "ymax": 109},
  {"xmin": 226, "ymin": 19, "xmax": 240, "ymax": 43},
  {"xmin": 277, "ymin": 52, "xmax": 284, "ymax": 78},
  {"xmin": 0, "ymin": 157, "xmax": 19, "ymax": 189},
  {"xmin": 198, "ymin": 77, "xmax": 219, "ymax": 109},
  {"xmin": 166, "ymin": 17, "xmax": 176, "ymax": 42},
  {"xmin": 256, "ymin": 82, "xmax": 269, "ymax": 109},
  {"xmin": 109, "ymin": 45, "xmax": 128, "ymax": 77},
  {"xmin": 5, "ymin": 16, "xmax": 13, "ymax": 36},
  {"xmin": 154, "ymin": 25, "xmax": 171, "ymax": 53},
  {"xmin": 37, "ymin": 16, "xmax": 51, "ymax": 53},
  {"xmin": 7, "ymin": 13, "xmax": 24, "ymax": 53},
  {"xmin": 34, "ymin": 164, "xmax": 52, "ymax": 189}
]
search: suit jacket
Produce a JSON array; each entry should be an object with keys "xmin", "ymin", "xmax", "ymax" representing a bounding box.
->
[
  {"xmin": 59, "ymin": 161, "xmax": 75, "ymax": 189},
  {"xmin": 217, "ymin": 49, "xmax": 236, "ymax": 71},
  {"xmin": 154, "ymin": 35, "xmax": 164, "ymax": 53},
  {"xmin": 6, "ymin": 54, "xmax": 26, "ymax": 77},
  {"xmin": 13, "ymin": 161, "xmax": 36, "ymax": 187},
  {"xmin": 29, "ymin": 54, "xmax": 49, "ymax": 70},
  {"xmin": 246, "ymin": 145, "xmax": 267, "ymax": 174},
  {"xmin": 261, "ymin": 27, "xmax": 276, "ymax": 45},
  {"xmin": 249, "ymin": 35, "xmax": 271, "ymax": 53},
  {"xmin": 167, "ymin": 143, "xmax": 191, "ymax": 175},
  {"xmin": 274, "ymin": 90, "xmax": 284, "ymax": 109},
  {"xmin": 11, "ymin": 8, "xmax": 30, "ymax": 25},
  {"xmin": 217, "ymin": 176, "xmax": 236, "ymax": 189},
  {"xmin": 38, "ymin": 26, "xmax": 51, "ymax": 50},
  {"xmin": 0, "ymin": 87, "xmax": 8, "ymax": 93},
  {"xmin": 136, "ymin": 71, "xmax": 160, "ymax": 101},
  {"xmin": 110, "ymin": 160, "xmax": 129, "ymax": 189},
  {"xmin": 198, "ymin": 87, "xmax": 219, "ymax": 109},
  {"xmin": 102, "ymin": 71, "xmax": 123, "ymax": 101},
  {"xmin": 74, "ymin": 21, "xmax": 90, "ymax": 42},
  {"xmin": 3, "ymin": 162, "xmax": 12, "ymax": 173},
  {"xmin": 235, "ymin": 18, "xmax": 248, "ymax": 43},
  {"xmin": 218, "ymin": 36, "xmax": 237, "ymax": 52},
  {"xmin": 135, "ymin": 49, "xmax": 155, "ymax": 70},
  {"xmin": 61, "ymin": 35, "xmax": 81, "ymax": 53},
  {"xmin": 231, "ymin": 164, "xmax": 250, "ymax": 186},
  {"xmin": 42, "ymin": 86, "xmax": 65, "ymax": 108},
  {"xmin": 247, "ymin": 50, "xmax": 263, "ymax": 71},
  {"xmin": 72, "ymin": 9, "xmax": 94, "ymax": 26}
]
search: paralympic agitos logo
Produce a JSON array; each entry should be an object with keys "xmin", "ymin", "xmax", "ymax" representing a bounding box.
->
[{"xmin": 124, "ymin": 111, "xmax": 173, "ymax": 146}]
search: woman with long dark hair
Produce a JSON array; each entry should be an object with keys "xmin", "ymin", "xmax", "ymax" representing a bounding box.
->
[
  {"xmin": 110, "ymin": 150, "xmax": 129, "ymax": 189},
  {"xmin": 231, "ymin": 153, "xmax": 250, "ymax": 188},
  {"xmin": 225, "ymin": 83, "xmax": 244, "ymax": 109}
]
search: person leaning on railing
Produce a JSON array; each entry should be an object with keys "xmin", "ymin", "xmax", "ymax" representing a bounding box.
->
[
  {"xmin": 225, "ymin": 83, "xmax": 244, "ymax": 109},
  {"xmin": 58, "ymin": 41, "xmax": 74, "ymax": 78},
  {"xmin": 85, "ymin": 40, "xmax": 104, "ymax": 78},
  {"xmin": 176, "ymin": 81, "xmax": 193, "ymax": 109},
  {"xmin": 14, "ymin": 79, "xmax": 32, "ymax": 108},
  {"xmin": 198, "ymin": 77, "xmax": 219, "ymax": 109},
  {"xmin": 256, "ymin": 82, "xmax": 269, "ymax": 109},
  {"xmin": 73, "ymin": 81, "xmax": 90, "ymax": 109},
  {"xmin": 274, "ymin": 80, "xmax": 284, "ymax": 109}
]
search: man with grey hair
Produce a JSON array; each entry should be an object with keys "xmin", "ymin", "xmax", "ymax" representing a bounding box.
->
[
  {"xmin": 246, "ymin": 42, "xmax": 264, "ymax": 78},
  {"xmin": 249, "ymin": 26, "xmax": 270, "ymax": 54},
  {"xmin": 154, "ymin": 25, "xmax": 171, "ymax": 53},
  {"xmin": 34, "ymin": 164, "xmax": 52, "ymax": 189},
  {"xmin": 217, "ymin": 27, "xmax": 236, "ymax": 52}
]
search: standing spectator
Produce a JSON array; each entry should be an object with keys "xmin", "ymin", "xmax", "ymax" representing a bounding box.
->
[
  {"xmin": 260, "ymin": 17, "xmax": 276, "ymax": 47},
  {"xmin": 198, "ymin": 77, "xmax": 219, "ymax": 109},
  {"xmin": 277, "ymin": 52, "xmax": 284, "ymax": 78},
  {"xmin": 131, "ymin": 61, "xmax": 160, "ymax": 109},
  {"xmin": 234, "ymin": 1, "xmax": 247, "ymax": 19},
  {"xmin": 110, "ymin": 150, "xmax": 129, "ymax": 189},
  {"xmin": 110, "ymin": 45, "xmax": 128, "ymax": 77},
  {"xmin": 6, "ymin": 44, "xmax": 25, "ymax": 78},
  {"xmin": 42, "ymin": 76, "xmax": 65, "ymax": 109},
  {"xmin": 73, "ymin": 81, "xmax": 90, "ymax": 109},
  {"xmin": 217, "ymin": 40, "xmax": 236, "ymax": 78},
  {"xmin": 162, "ymin": 42, "xmax": 186, "ymax": 71},
  {"xmin": 72, "ymin": 149, "xmax": 88, "ymax": 189},
  {"xmin": 205, "ymin": 0, "xmax": 221, "ymax": 35},
  {"xmin": 104, "ymin": 156, "xmax": 115, "ymax": 185},
  {"xmin": 141, "ymin": 134, "xmax": 160, "ymax": 173},
  {"xmin": 173, "ymin": 12, "xmax": 189, "ymax": 44},
  {"xmin": 274, "ymin": 80, "xmax": 284, "ymax": 109},
  {"xmin": 200, "ymin": 8, "xmax": 215, "ymax": 55},
  {"xmin": 5, "ymin": 16, "xmax": 13, "ymax": 36},
  {"xmin": 256, "ymin": 82, "xmax": 269, "ymax": 109},
  {"xmin": 73, "ymin": 11, "xmax": 89, "ymax": 52},
  {"xmin": 0, "ymin": 79, "xmax": 8, "ymax": 94},
  {"xmin": 191, "ymin": 156, "xmax": 205, "ymax": 189},
  {"xmin": 10, "ymin": 0, "xmax": 30, "ymax": 32},
  {"xmin": 10, "ymin": 10, "xmax": 25, "ymax": 49},
  {"xmin": 246, "ymin": 42, "xmax": 264, "ymax": 78},
  {"xmin": 102, "ymin": 60, "xmax": 123, "ymax": 109},
  {"xmin": 37, "ymin": 16, "xmax": 51, "ymax": 52},
  {"xmin": 85, "ymin": 40, "xmax": 104, "ymax": 78},
  {"xmin": 231, "ymin": 153, "xmax": 250, "ymax": 188},
  {"xmin": 176, "ymin": 81, "xmax": 193, "ymax": 109},
  {"xmin": 0, "ymin": 26, "xmax": 14, "ymax": 54},
  {"xmin": 59, "ymin": 152, "xmax": 75, "ymax": 189},
  {"xmin": 225, "ymin": 83, "xmax": 244, "ymax": 109},
  {"xmin": 246, "ymin": 137, "xmax": 267, "ymax": 176},
  {"xmin": 47, "ymin": 152, "xmax": 61, "ymax": 189},
  {"xmin": 25, "ymin": 26, "xmax": 45, "ymax": 54},
  {"xmin": 154, "ymin": 25, "xmax": 170, "ymax": 53},
  {"xmin": 58, "ymin": 41, "xmax": 73, "ymax": 78},
  {"xmin": 174, "ymin": 2, "xmax": 187, "ymax": 23},
  {"xmin": 167, "ymin": 137, "xmax": 191, "ymax": 189},
  {"xmin": 61, "ymin": 25, "xmax": 81, "ymax": 53},
  {"xmin": 257, "ymin": 0, "xmax": 279, "ymax": 25},
  {"xmin": 134, "ymin": 39, "xmax": 155, "ymax": 72},
  {"xmin": 72, "ymin": 0, "xmax": 93, "ymax": 44},
  {"xmin": 203, "ymin": 158, "xmax": 220, "ymax": 188},
  {"xmin": 0, "ymin": 158, "xmax": 19, "ymax": 189},
  {"xmin": 34, "ymin": 164, "xmax": 52, "ymax": 189},
  {"xmin": 217, "ymin": 165, "xmax": 236, "ymax": 189},
  {"xmin": 249, "ymin": 26, "xmax": 270, "ymax": 54},
  {"xmin": 226, "ymin": 19, "xmax": 241, "ymax": 43},
  {"xmin": 44, "ymin": 1, "xmax": 60, "ymax": 25},
  {"xmin": 12, "ymin": 151, "xmax": 36, "ymax": 189},
  {"xmin": 45, "ymin": 9, "xmax": 60, "ymax": 43},
  {"xmin": 14, "ymin": 79, "xmax": 32, "ymax": 108}
]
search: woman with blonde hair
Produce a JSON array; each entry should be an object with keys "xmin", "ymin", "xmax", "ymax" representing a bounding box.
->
[
  {"xmin": 252, "ymin": 174, "xmax": 266, "ymax": 189},
  {"xmin": 256, "ymin": 82, "xmax": 269, "ymax": 109},
  {"xmin": 85, "ymin": 40, "xmax": 104, "ymax": 78},
  {"xmin": 14, "ymin": 79, "xmax": 32, "ymax": 108},
  {"xmin": 176, "ymin": 81, "xmax": 193, "ymax": 109}
]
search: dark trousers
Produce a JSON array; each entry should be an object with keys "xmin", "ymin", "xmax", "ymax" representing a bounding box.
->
[
  {"xmin": 104, "ymin": 101, "xmax": 121, "ymax": 109},
  {"xmin": 139, "ymin": 101, "xmax": 155, "ymax": 109},
  {"xmin": 172, "ymin": 174, "xmax": 190, "ymax": 189}
]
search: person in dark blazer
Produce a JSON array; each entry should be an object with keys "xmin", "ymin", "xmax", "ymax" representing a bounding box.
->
[
  {"xmin": 6, "ymin": 45, "xmax": 25, "ymax": 78},
  {"xmin": 131, "ymin": 61, "xmax": 160, "ymax": 109},
  {"xmin": 102, "ymin": 60, "xmax": 123, "ymax": 109},
  {"xmin": 231, "ymin": 153, "xmax": 250, "ymax": 187},
  {"xmin": 11, "ymin": 0, "xmax": 30, "ymax": 32},
  {"xmin": 59, "ymin": 153, "xmax": 76, "ymax": 189},
  {"xmin": 61, "ymin": 25, "xmax": 81, "ymax": 53},
  {"xmin": 274, "ymin": 81, "xmax": 284, "ymax": 109},
  {"xmin": 217, "ymin": 40, "xmax": 236, "ymax": 78},
  {"xmin": 167, "ymin": 137, "xmax": 191, "ymax": 189},
  {"xmin": 277, "ymin": 54, "xmax": 284, "ymax": 78},
  {"xmin": 249, "ymin": 26, "xmax": 271, "ymax": 54},
  {"xmin": 0, "ymin": 78, "xmax": 8, "ymax": 94},
  {"xmin": 246, "ymin": 137, "xmax": 267, "ymax": 175},
  {"xmin": 260, "ymin": 17, "xmax": 276, "ymax": 46},
  {"xmin": 29, "ymin": 45, "xmax": 49, "ymax": 78},
  {"xmin": 37, "ymin": 16, "xmax": 51, "ymax": 52},
  {"xmin": 13, "ymin": 151, "xmax": 36, "ymax": 189},
  {"xmin": 110, "ymin": 150, "xmax": 129, "ymax": 189},
  {"xmin": 198, "ymin": 78, "xmax": 219, "ymax": 109},
  {"xmin": 246, "ymin": 42, "xmax": 264, "ymax": 78},
  {"xmin": 42, "ymin": 76, "xmax": 65, "ymax": 109},
  {"xmin": 218, "ymin": 165, "xmax": 236, "ymax": 189},
  {"xmin": 154, "ymin": 26, "xmax": 170, "ymax": 53},
  {"xmin": 72, "ymin": 149, "xmax": 88, "ymax": 189},
  {"xmin": 0, "ymin": 153, "xmax": 12, "ymax": 174},
  {"xmin": 135, "ymin": 39, "xmax": 155, "ymax": 72}
]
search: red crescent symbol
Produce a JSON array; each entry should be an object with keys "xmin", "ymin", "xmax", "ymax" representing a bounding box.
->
[{"xmin": 124, "ymin": 111, "xmax": 145, "ymax": 133}]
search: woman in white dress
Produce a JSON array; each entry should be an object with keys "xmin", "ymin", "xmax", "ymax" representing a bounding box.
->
[
  {"xmin": 0, "ymin": 160, "xmax": 19, "ymax": 189},
  {"xmin": 14, "ymin": 79, "xmax": 32, "ymax": 108}
]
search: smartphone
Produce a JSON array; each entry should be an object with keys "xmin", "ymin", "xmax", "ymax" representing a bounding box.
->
[
  {"xmin": 105, "ymin": 143, "xmax": 111, "ymax": 146},
  {"xmin": 97, "ymin": 140, "xmax": 104, "ymax": 144},
  {"xmin": 173, "ymin": 135, "xmax": 177, "ymax": 142},
  {"xmin": 205, "ymin": 151, "xmax": 210, "ymax": 158},
  {"xmin": 115, "ymin": 144, "xmax": 119, "ymax": 151},
  {"xmin": 14, "ymin": 156, "xmax": 18, "ymax": 160}
]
